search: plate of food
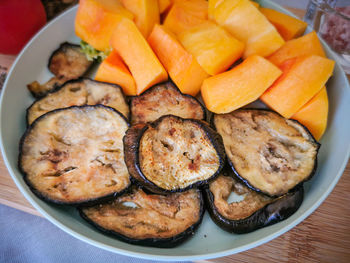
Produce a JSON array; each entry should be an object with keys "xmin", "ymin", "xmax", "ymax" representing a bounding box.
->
[{"xmin": 1, "ymin": 0, "xmax": 350, "ymax": 261}]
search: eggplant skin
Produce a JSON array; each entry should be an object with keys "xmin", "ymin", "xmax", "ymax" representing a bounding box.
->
[
  {"xmin": 204, "ymin": 179, "xmax": 304, "ymax": 234},
  {"xmin": 18, "ymin": 105, "xmax": 132, "ymax": 206},
  {"xmin": 213, "ymin": 109, "xmax": 320, "ymax": 197},
  {"xmin": 130, "ymin": 81, "xmax": 206, "ymax": 125},
  {"xmin": 26, "ymin": 77, "xmax": 130, "ymax": 125},
  {"xmin": 124, "ymin": 115, "xmax": 226, "ymax": 194},
  {"xmin": 78, "ymin": 188, "xmax": 205, "ymax": 248}
]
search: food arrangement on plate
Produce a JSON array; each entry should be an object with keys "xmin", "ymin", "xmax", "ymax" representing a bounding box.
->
[{"xmin": 17, "ymin": 0, "xmax": 336, "ymax": 248}]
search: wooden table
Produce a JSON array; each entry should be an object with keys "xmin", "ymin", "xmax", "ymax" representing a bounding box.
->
[{"xmin": 1, "ymin": 6, "xmax": 350, "ymax": 263}]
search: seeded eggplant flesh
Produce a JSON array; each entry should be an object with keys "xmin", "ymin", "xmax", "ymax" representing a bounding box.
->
[
  {"xmin": 130, "ymin": 82, "xmax": 205, "ymax": 124},
  {"xmin": 27, "ymin": 78, "xmax": 130, "ymax": 125},
  {"xmin": 79, "ymin": 187, "xmax": 204, "ymax": 247},
  {"xmin": 213, "ymin": 109, "xmax": 319, "ymax": 197},
  {"xmin": 204, "ymin": 169, "xmax": 304, "ymax": 233},
  {"xmin": 27, "ymin": 42, "xmax": 93, "ymax": 98},
  {"xmin": 19, "ymin": 105, "xmax": 130, "ymax": 205},
  {"xmin": 132, "ymin": 115, "xmax": 225, "ymax": 193}
]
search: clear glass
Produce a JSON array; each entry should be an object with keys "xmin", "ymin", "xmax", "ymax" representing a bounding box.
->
[{"xmin": 304, "ymin": 0, "xmax": 350, "ymax": 73}]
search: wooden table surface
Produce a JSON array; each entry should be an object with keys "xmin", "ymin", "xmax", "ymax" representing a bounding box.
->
[{"xmin": 0, "ymin": 6, "xmax": 350, "ymax": 263}]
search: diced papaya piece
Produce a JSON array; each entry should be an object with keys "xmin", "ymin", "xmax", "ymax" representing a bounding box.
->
[
  {"xmin": 213, "ymin": 0, "xmax": 284, "ymax": 58},
  {"xmin": 163, "ymin": 1, "xmax": 207, "ymax": 36},
  {"xmin": 260, "ymin": 55, "xmax": 335, "ymax": 118},
  {"xmin": 148, "ymin": 24, "xmax": 209, "ymax": 96},
  {"xmin": 208, "ymin": 0, "xmax": 223, "ymax": 20},
  {"xmin": 178, "ymin": 21, "xmax": 244, "ymax": 75},
  {"xmin": 292, "ymin": 87, "xmax": 328, "ymax": 141},
  {"xmin": 250, "ymin": 1, "xmax": 259, "ymax": 8},
  {"xmin": 268, "ymin": 31, "xmax": 326, "ymax": 67},
  {"xmin": 75, "ymin": 0, "xmax": 133, "ymax": 51},
  {"xmin": 110, "ymin": 18, "xmax": 168, "ymax": 95},
  {"xmin": 201, "ymin": 55, "xmax": 282, "ymax": 113},
  {"xmin": 260, "ymin": 8, "xmax": 307, "ymax": 41},
  {"xmin": 120, "ymin": 0, "xmax": 160, "ymax": 38},
  {"xmin": 158, "ymin": 0, "xmax": 171, "ymax": 13},
  {"xmin": 95, "ymin": 50, "xmax": 136, "ymax": 96}
]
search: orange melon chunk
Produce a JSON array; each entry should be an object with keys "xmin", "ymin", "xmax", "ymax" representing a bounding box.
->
[
  {"xmin": 148, "ymin": 24, "xmax": 208, "ymax": 96},
  {"xmin": 178, "ymin": 21, "xmax": 244, "ymax": 75},
  {"xmin": 213, "ymin": 0, "xmax": 284, "ymax": 58},
  {"xmin": 95, "ymin": 50, "xmax": 137, "ymax": 96},
  {"xmin": 268, "ymin": 31, "xmax": 326, "ymax": 67},
  {"xmin": 110, "ymin": 18, "xmax": 168, "ymax": 95},
  {"xmin": 260, "ymin": 55, "xmax": 335, "ymax": 118},
  {"xmin": 163, "ymin": 0, "xmax": 207, "ymax": 36},
  {"xmin": 158, "ymin": 0, "xmax": 171, "ymax": 13},
  {"xmin": 201, "ymin": 55, "xmax": 282, "ymax": 114},
  {"xmin": 75, "ymin": 0, "xmax": 133, "ymax": 51},
  {"xmin": 260, "ymin": 8, "xmax": 307, "ymax": 41},
  {"xmin": 292, "ymin": 87, "xmax": 328, "ymax": 141},
  {"xmin": 120, "ymin": 0, "xmax": 160, "ymax": 38}
]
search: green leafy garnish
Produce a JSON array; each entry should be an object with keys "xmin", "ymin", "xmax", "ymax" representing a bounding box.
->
[{"xmin": 80, "ymin": 41, "xmax": 111, "ymax": 62}]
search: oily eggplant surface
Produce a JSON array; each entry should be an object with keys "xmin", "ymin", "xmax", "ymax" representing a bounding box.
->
[
  {"xmin": 27, "ymin": 78, "xmax": 130, "ymax": 125},
  {"xmin": 213, "ymin": 109, "xmax": 319, "ymax": 197},
  {"xmin": 130, "ymin": 82, "xmax": 206, "ymax": 124},
  {"xmin": 27, "ymin": 42, "xmax": 93, "ymax": 98},
  {"xmin": 19, "ymin": 105, "xmax": 131, "ymax": 206},
  {"xmin": 124, "ymin": 115, "xmax": 225, "ymax": 193},
  {"xmin": 204, "ymin": 169, "xmax": 304, "ymax": 234},
  {"xmin": 79, "ymin": 187, "xmax": 204, "ymax": 248}
]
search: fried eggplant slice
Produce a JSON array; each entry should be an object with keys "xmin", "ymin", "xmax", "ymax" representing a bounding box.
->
[
  {"xmin": 27, "ymin": 78, "xmax": 130, "ymax": 125},
  {"xmin": 27, "ymin": 42, "xmax": 93, "ymax": 98},
  {"xmin": 124, "ymin": 115, "xmax": 225, "ymax": 193},
  {"xmin": 19, "ymin": 105, "xmax": 131, "ymax": 205},
  {"xmin": 213, "ymin": 109, "xmax": 319, "ymax": 197},
  {"xmin": 48, "ymin": 42, "xmax": 93, "ymax": 79},
  {"xmin": 79, "ymin": 187, "xmax": 204, "ymax": 247},
  {"xmin": 130, "ymin": 82, "xmax": 206, "ymax": 125},
  {"xmin": 204, "ymin": 170, "xmax": 303, "ymax": 234},
  {"xmin": 27, "ymin": 76, "xmax": 67, "ymax": 98}
]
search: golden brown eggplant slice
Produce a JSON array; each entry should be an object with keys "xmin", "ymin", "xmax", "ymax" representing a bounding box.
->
[
  {"xmin": 204, "ymin": 169, "xmax": 303, "ymax": 234},
  {"xmin": 27, "ymin": 42, "xmax": 93, "ymax": 98},
  {"xmin": 130, "ymin": 82, "xmax": 206, "ymax": 125},
  {"xmin": 213, "ymin": 109, "xmax": 319, "ymax": 197},
  {"xmin": 79, "ymin": 187, "xmax": 204, "ymax": 247},
  {"xmin": 19, "ymin": 105, "xmax": 131, "ymax": 205},
  {"xmin": 124, "ymin": 115, "xmax": 225, "ymax": 193},
  {"xmin": 27, "ymin": 78, "xmax": 129, "ymax": 125}
]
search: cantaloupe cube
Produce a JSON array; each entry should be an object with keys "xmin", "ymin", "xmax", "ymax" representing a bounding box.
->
[
  {"xmin": 201, "ymin": 55, "xmax": 282, "ymax": 113},
  {"xmin": 120, "ymin": 0, "xmax": 160, "ymax": 38},
  {"xmin": 110, "ymin": 18, "xmax": 168, "ymax": 95},
  {"xmin": 213, "ymin": 0, "xmax": 284, "ymax": 58},
  {"xmin": 208, "ymin": 0, "xmax": 223, "ymax": 20},
  {"xmin": 268, "ymin": 31, "xmax": 326, "ymax": 67},
  {"xmin": 178, "ymin": 21, "xmax": 244, "ymax": 75},
  {"xmin": 260, "ymin": 55, "xmax": 335, "ymax": 118},
  {"xmin": 75, "ymin": 0, "xmax": 134, "ymax": 51},
  {"xmin": 292, "ymin": 87, "xmax": 328, "ymax": 141},
  {"xmin": 158, "ymin": 0, "xmax": 171, "ymax": 13},
  {"xmin": 148, "ymin": 24, "xmax": 209, "ymax": 96},
  {"xmin": 95, "ymin": 50, "xmax": 136, "ymax": 95},
  {"xmin": 260, "ymin": 8, "xmax": 307, "ymax": 41},
  {"xmin": 163, "ymin": 1, "xmax": 207, "ymax": 36}
]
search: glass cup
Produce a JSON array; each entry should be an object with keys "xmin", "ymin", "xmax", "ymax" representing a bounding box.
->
[{"xmin": 304, "ymin": 0, "xmax": 350, "ymax": 73}]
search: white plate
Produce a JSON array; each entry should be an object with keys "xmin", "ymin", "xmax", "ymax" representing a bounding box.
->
[{"xmin": 1, "ymin": 1, "xmax": 350, "ymax": 261}]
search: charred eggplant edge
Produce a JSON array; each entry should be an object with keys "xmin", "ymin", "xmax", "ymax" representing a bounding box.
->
[
  {"xmin": 26, "ymin": 77, "xmax": 130, "ymax": 126},
  {"xmin": 129, "ymin": 80, "xmax": 207, "ymax": 122},
  {"xmin": 203, "ymin": 183, "xmax": 304, "ymax": 234},
  {"xmin": 78, "ymin": 188, "xmax": 205, "ymax": 248},
  {"xmin": 19, "ymin": 104, "xmax": 132, "ymax": 206},
  {"xmin": 211, "ymin": 108, "xmax": 320, "ymax": 197},
  {"xmin": 130, "ymin": 114, "xmax": 226, "ymax": 194},
  {"xmin": 48, "ymin": 42, "xmax": 94, "ymax": 76}
]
